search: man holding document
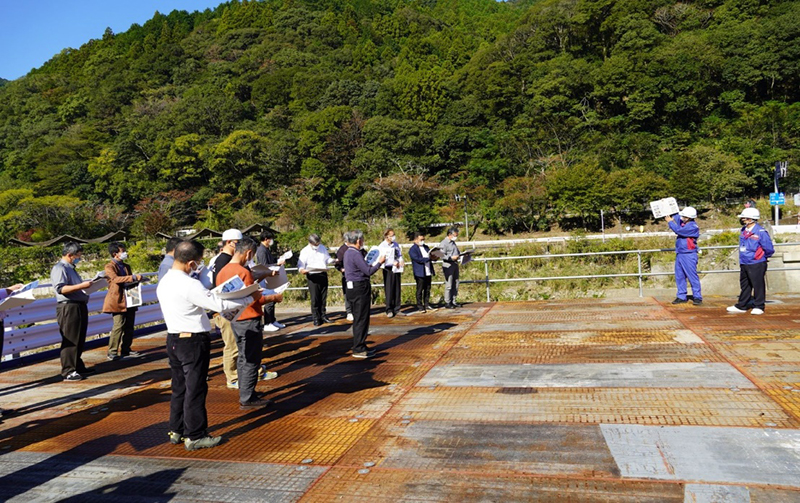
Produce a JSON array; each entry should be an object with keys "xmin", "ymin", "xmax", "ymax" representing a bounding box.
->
[
  {"xmin": 255, "ymin": 230, "xmax": 288, "ymax": 332},
  {"xmin": 217, "ymin": 236, "xmax": 284, "ymax": 409},
  {"xmin": 50, "ymin": 242, "xmax": 102, "ymax": 382},
  {"xmin": 343, "ymin": 230, "xmax": 386, "ymax": 358},
  {"xmin": 103, "ymin": 242, "xmax": 146, "ymax": 360},
  {"xmin": 298, "ymin": 234, "xmax": 333, "ymax": 326},
  {"xmin": 158, "ymin": 240, "xmax": 257, "ymax": 450}
]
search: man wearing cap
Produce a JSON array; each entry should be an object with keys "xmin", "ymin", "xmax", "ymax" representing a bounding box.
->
[
  {"xmin": 212, "ymin": 229, "xmax": 242, "ymax": 388},
  {"xmin": 727, "ymin": 207, "xmax": 774, "ymax": 315},
  {"xmin": 666, "ymin": 207, "xmax": 702, "ymax": 305}
]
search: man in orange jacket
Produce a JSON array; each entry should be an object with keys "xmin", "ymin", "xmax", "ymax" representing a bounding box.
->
[
  {"xmin": 103, "ymin": 242, "xmax": 144, "ymax": 361},
  {"xmin": 216, "ymin": 236, "xmax": 283, "ymax": 409}
]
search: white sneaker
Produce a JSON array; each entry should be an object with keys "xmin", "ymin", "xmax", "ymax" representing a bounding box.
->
[
  {"xmin": 751, "ymin": 308, "xmax": 764, "ymax": 315},
  {"xmin": 272, "ymin": 321, "xmax": 286, "ymax": 329},
  {"xmin": 263, "ymin": 323, "xmax": 280, "ymax": 332},
  {"xmin": 346, "ymin": 313, "xmax": 354, "ymax": 322},
  {"xmin": 726, "ymin": 306, "xmax": 747, "ymax": 313}
]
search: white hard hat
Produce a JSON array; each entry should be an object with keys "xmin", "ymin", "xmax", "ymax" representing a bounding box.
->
[
  {"xmin": 679, "ymin": 206, "xmax": 697, "ymax": 219},
  {"xmin": 221, "ymin": 229, "xmax": 243, "ymax": 241},
  {"xmin": 737, "ymin": 207, "xmax": 760, "ymax": 220}
]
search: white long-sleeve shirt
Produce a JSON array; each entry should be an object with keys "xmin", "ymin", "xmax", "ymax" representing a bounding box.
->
[
  {"xmin": 157, "ymin": 269, "xmax": 251, "ymax": 333},
  {"xmin": 378, "ymin": 240, "xmax": 403, "ymax": 269},
  {"xmin": 297, "ymin": 244, "xmax": 332, "ymax": 274}
]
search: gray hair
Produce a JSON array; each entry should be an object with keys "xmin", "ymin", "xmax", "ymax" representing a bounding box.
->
[
  {"xmin": 62, "ymin": 241, "xmax": 83, "ymax": 256},
  {"xmin": 344, "ymin": 230, "xmax": 364, "ymax": 244},
  {"xmin": 308, "ymin": 233, "xmax": 321, "ymax": 246}
]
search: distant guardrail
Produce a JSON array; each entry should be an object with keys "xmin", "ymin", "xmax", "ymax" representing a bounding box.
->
[{"xmin": 3, "ymin": 242, "xmax": 799, "ymax": 363}]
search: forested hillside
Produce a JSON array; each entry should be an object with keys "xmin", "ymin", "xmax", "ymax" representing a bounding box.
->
[{"xmin": 0, "ymin": 0, "xmax": 798, "ymax": 242}]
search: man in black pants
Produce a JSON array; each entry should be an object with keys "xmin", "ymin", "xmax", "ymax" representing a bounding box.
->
[
  {"xmin": 157, "ymin": 240, "xmax": 255, "ymax": 450},
  {"xmin": 298, "ymin": 234, "xmax": 333, "ymax": 326},
  {"xmin": 50, "ymin": 242, "xmax": 97, "ymax": 382},
  {"xmin": 343, "ymin": 230, "xmax": 385, "ymax": 358}
]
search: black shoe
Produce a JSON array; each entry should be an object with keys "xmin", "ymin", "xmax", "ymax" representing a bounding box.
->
[
  {"xmin": 692, "ymin": 299, "xmax": 703, "ymax": 305},
  {"xmin": 321, "ymin": 316, "xmax": 332, "ymax": 323},
  {"xmin": 79, "ymin": 367, "xmax": 97, "ymax": 375},
  {"xmin": 313, "ymin": 320, "xmax": 322, "ymax": 326},
  {"xmin": 445, "ymin": 303, "xmax": 455, "ymax": 309},
  {"xmin": 240, "ymin": 398, "xmax": 272, "ymax": 410},
  {"xmin": 672, "ymin": 298, "xmax": 688, "ymax": 304}
]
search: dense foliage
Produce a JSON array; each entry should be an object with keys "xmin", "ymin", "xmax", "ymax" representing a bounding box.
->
[{"xmin": 0, "ymin": 0, "xmax": 798, "ymax": 242}]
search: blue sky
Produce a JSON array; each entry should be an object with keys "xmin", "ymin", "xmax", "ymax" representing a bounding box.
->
[{"xmin": 0, "ymin": 0, "xmax": 224, "ymax": 81}]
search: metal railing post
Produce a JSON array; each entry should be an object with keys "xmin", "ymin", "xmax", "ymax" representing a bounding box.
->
[
  {"xmin": 484, "ymin": 259, "xmax": 490, "ymax": 302},
  {"xmin": 637, "ymin": 251, "xmax": 643, "ymax": 298}
]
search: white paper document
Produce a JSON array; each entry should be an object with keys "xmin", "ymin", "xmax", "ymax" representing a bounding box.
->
[
  {"xmin": 82, "ymin": 273, "xmax": 108, "ymax": 295},
  {"xmin": 0, "ymin": 281, "xmax": 39, "ymax": 311},
  {"xmin": 261, "ymin": 265, "xmax": 288, "ymax": 290},
  {"xmin": 124, "ymin": 282, "xmax": 143, "ymax": 308},
  {"xmin": 650, "ymin": 197, "xmax": 680, "ymax": 218},
  {"xmin": 212, "ymin": 275, "xmax": 260, "ymax": 299}
]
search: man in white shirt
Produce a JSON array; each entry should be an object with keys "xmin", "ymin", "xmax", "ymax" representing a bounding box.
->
[
  {"xmin": 297, "ymin": 234, "xmax": 333, "ymax": 326},
  {"xmin": 377, "ymin": 228, "xmax": 404, "ymax": 317},
  {"xmin": 157, "ymin": 240, "xmax": 254, "ymax": 451}
]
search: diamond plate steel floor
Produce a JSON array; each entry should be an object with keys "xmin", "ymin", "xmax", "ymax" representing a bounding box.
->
[{"xmin": 1, "ymin": 299, "xmax": 799, "ymax": 502}]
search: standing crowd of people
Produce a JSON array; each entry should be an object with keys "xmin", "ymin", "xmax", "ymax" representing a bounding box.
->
[{"xmin": 0, "ymin": 205, "xmax": 782, "ymax": 439}]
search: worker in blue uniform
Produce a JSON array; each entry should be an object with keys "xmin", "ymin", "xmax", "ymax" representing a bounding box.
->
[
  {"xmin": 727, "ymin": 207, "xmax": 774, "ymax": 315},
  {"xmin": 666, "ymin": 206, "xmax": 702, "ymax": 305}
]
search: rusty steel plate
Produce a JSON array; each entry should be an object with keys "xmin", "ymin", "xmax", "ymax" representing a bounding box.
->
[
  {"xmin": 340, "ymin": 421, "xmax": 620, "ymax": 477},
  {"xmin": 713, "ymin": 342, "xmax": 800, "ymax": 365},
  {"xmin": 391, "ymin": 387, "xmax": 798, "ymax": 427},
  {"xmin": 298, "ymin": 467, "xmax": 684, "ymax": 502},
  {"xmin": 439, "ymin": 343, "xmax": 723, "ymax": 365},
  {"xmin": 468, "ymin": 320, "xmax": 688, "ymax": 333}
]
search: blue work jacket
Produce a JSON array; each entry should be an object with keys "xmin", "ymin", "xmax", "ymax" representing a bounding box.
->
[
  {"xmin": 667, "ymin": 214, "xmax": 699, "ymax": 254},
  {"xmin": 739, "ymin": 223, "xmax": 774, "ymax": 265}
]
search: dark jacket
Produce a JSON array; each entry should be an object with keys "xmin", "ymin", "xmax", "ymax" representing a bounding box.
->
[{"xmin": 409, "ymin": 244, "xmax": 436, "ymax": 278}]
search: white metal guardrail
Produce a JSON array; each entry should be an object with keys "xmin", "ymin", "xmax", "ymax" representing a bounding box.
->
[{"xmin": 2, "ymin": 242, "xmax": 798, "ymax": 362}]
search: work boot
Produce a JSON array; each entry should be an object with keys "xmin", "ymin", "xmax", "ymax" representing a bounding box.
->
[{"xmin": 692, "ymin": 299, "xmax": 703, "ymax": 305}]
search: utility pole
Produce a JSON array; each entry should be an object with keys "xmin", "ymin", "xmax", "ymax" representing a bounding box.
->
[{"xmin": 455, "ymin": 194, "xmax": 468, "ymax": 241}]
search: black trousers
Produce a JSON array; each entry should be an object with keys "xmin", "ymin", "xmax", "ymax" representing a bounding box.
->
[
  {"xmin": 346, "ymin": 280, "xmax": 371, "ymax": 353},
  {"xmin": 56, "ymin": 302, "xmax": 89, "ymax": 377},
  {"xmin": 232, "ymin": 318, "xmax": 263, "ymax": 404},
  {"xmin": 415, "ymin": 275, "xmax": 432, "ymax": 307},
  {"xmin": 341, "ymin": 274, "xmax": 352, "ymax": 314},
  {"xmin": 736, "ymin": 262, "xmax": 768, "ymax": 310},
  {"xmin": 307, "ymin": 273, "xmax": 328, "ymax": 322},
  {"xmin": 262, "ymin": 301, "xmax": 275, "ymax": 325},
  {"xmin": 167, "ymin": 332, "xmax": 211, "ymax": 440},
  {"xmin": 383, "ymin": 269, "xmax": 401, "ymax": 314},
  {"xmin": 0, "ymin": 319, "xmax": 4, "ymax": 365}
]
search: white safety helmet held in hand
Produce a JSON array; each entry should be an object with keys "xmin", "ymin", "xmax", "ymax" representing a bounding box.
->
[
  {"xmin": 679, "ymin": 206, "xmax": 697, "ymax": 219},
  {"xmin": 221, "ymin": 228, "xmax": 243, "ymax": 241},
  {"xmin": 737, "ymin": 208, "xmax": 760, "ymax": 220}
]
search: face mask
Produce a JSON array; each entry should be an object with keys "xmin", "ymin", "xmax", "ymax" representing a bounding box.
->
[
  {"xmin": 72, "ymin": 257, "xmax": 82, "ymax": 266},
  {"xmin": 389, "ymin": 236, "xmax": 396, "ymax": 242},
  {"xmin": 192, "ymin": 261, "xmax": 205, "ymax": 273},
  {"xmin": 312, "ymin": 245, "xmax": 319, "ymax": 251},
  {"xmin": 119, "ymin": 252, "xmax": 128, "ymax": 260},
  {"xmin": 419, "ymin": 240, "xmax": 425, "ymax": 246},
  {"xmin": 451, "ymin": 236, "xmax": 458, "ymax": 242}
]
